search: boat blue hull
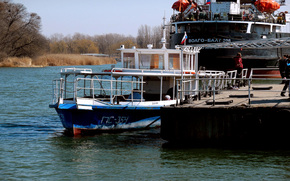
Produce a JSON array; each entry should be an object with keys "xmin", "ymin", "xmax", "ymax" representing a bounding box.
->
[{"xmin": 53, "ymin": 104, "xmax": 161, "ymax": 131}]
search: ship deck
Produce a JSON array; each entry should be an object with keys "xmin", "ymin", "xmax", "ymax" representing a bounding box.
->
[{"xmin": 180, "ymin": 83, "xmax": 290, "ymax": 108}]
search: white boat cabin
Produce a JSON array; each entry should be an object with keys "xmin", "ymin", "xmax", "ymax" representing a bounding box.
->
[
  {"xmin": 119, "ymin": 44, "xmax": 199, "ymax": 73},
  {"xmin": 114, "ymin": 45, "xmax": 202, "ymax": 101},
  {"xmin": 51, "ymin": 45, "xmax": 202, "ymax": 108}
]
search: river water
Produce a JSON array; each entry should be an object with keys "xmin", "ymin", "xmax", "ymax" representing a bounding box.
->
[{"xmin": 1, "ymin": 64, "xmax": 290, "ymax": 180}]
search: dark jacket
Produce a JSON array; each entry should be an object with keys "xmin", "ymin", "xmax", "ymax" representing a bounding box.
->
[
  {"xmin": 285, "ymin": 58, "xmax": 290, "ymax": 78},
  {"xmin": 278, "ymin": 58, "xmax": 287, "ymax": 71}
]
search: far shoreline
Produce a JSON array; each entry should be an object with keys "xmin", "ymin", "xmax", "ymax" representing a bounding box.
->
[{"xmin": 0, "ymin": 54, "xmax": 117, "ymax": 68}]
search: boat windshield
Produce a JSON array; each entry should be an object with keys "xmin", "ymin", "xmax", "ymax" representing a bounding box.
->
[
  {"xmin": 183, "ymin": 54, "xmax": 195, "ymax": 71},
  {"xmin": 123, "ymin": 53, "xmax": 135, "ymax": 68},
  {"xmin": 139, "ymin": 54, "xmax": 164, "ymax": 69},
  {"xmin": 169, "ymin": 53, "xmax": 180, "ymax": 70}
]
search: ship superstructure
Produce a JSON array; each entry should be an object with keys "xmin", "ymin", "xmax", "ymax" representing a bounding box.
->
[{"xmin": 170, "ymin": 0, "xmax": 290, "ymax": 70}]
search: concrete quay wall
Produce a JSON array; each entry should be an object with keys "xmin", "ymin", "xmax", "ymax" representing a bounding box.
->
[{"xmin": 161, "ymin": 106, "xmax": 290, "ymax": 147}]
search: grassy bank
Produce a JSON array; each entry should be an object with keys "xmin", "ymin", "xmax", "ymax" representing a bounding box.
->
[{"xmin": 0, "ymin": 54, "xmax": 117, "ymax": 67}]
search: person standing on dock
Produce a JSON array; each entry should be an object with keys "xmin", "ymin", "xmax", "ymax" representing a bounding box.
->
[
  {"xmin": 277, "ymin": 55, "xmax": 287, "ymax": 84},
  {"xmin": 281, "ymin": 55, "xmax": 290, "ymax": 97},
  {"xmin": 233, "ymin": 52, "xmax": 243, "ymax": 88}
]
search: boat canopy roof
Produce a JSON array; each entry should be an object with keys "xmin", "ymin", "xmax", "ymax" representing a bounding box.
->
[{"xmin": 119, "ymin": 45, "xmax": 201, "ymax": 74}]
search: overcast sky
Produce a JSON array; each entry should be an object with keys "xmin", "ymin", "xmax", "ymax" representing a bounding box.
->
[{"xmin": 12, "ymin": 0, "xmax": 290, "ymax": 38}]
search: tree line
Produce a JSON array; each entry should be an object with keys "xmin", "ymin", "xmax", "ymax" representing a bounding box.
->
[
  {"xmin": 0, "ymin": 0, "xmax": 47, "ymax": 60},
  {"xmin": 0, "ymin": 0, "xmax": 168, "ymax": 60}
]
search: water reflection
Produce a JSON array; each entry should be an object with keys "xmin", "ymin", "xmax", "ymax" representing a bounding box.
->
[
  {"xmin": 48, "ymin": 128, "xmax": 165, "ymax": 179},
  {"xmin": 160, "ymin": 146, "xmax": 290, "ymax": 180},
  {"xmin": 49, "ymin": 128, "xmax": 290, "ymax": 180}
]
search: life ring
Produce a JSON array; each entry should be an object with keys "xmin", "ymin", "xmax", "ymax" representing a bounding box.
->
[
  {"xmin": 248, "ymin": 14, "xmax": 253, "ymax": 21},
  {"xmin": 279, "ymin": 12, "xmax": 284, "ymax": 17},
  {"xmin": 183, "ymin": 71, "xmax": 195, "ymax": 74},
  {"xmin": 242, "ymin": 11, "xmax": 246, "ymax": 20}
]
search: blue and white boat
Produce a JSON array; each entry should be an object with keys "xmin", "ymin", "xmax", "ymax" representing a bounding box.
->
[{"xmin": 49, "ymin": 40, "xmax": 203, "ymax": 135}]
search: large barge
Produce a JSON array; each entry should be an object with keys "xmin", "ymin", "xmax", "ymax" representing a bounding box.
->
[{"xmin": 169, "ymin": 0, "xmax": 290, "ymax": 71}]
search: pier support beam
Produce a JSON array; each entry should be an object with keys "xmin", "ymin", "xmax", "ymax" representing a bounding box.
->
[{"xmin": 161, "ymin": 107, "xmax": 290, "ymax": 147}]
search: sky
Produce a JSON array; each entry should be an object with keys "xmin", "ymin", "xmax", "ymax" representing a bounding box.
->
[
  {"xmin": 12, "ymin": 0, "xmax": 174, "ymax": 37},
  {"xmin": 12, "ymin": 0, "xmax": 289, "ymax": 38}
]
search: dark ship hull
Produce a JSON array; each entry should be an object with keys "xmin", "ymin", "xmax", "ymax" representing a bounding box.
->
[{"xmin": 170, "ymin": 31, "xmax": 290, "ymax": 71}]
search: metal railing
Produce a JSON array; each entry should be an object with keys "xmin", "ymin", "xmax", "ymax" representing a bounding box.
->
[
  {"xmin": 112, "ymin": 67, "xmax": 196, "ymax": 75},
  {"xmin": 177, "ymin": 68, "xmax": 285, "ymax": 106},
  {"xmin": 177, "ymin": 77, "xmax": 288, "ymax": 106},
  {"xmin": 60, "ymin": 67, "xmax": 92, "ymax": 73},
  {"xmin": 75, "ymin": 77, "xmax": 145, "ymax": 104},
  {"xmin": 249, "ymin": 67, "xmax": 280, "ymax": 78},
  {"xmin": 51, "ymin": 78, "xmax": 64, "ymax": 105}
]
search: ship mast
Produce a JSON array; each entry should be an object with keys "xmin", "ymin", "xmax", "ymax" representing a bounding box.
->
[{"xmin": 161, "ymin": 15, "xmax": 167, "ymax": 49}]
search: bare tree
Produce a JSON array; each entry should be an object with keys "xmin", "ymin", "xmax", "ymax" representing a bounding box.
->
[
  {"xmin": 136, "ymin": 24, "xmax": 163, "ymax": 48},
  {"xmin": 94, "ymin": 33, "xmax": 136, "ymax": 56},
  {"xmin": 49, "ymin": 33, "xmax": 99, "ymax": 54},
  {"xmin": 152, "ymin": 25, "xmax": 163, "ymax": 48},
  {"xmin": 137, "ymin": 25, "xmax": 151, "ymax": 48},
  {"xmin": 0, "ymin": 0, "xmax": 48, "ymax": 59}
]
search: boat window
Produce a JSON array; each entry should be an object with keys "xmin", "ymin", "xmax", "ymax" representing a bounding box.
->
[
  {"xmin": 169, "ymin": 53, "xmax": 180, "ymax": 70},
  {"xmin": 273, "ymin": 26, "xmax": 281, "ymax": 32},
  {"xmin": 190, "ymin": 24, "xmax": 201, "ymax": 33},
  {"xmin": 217, "ymin": 23, "xmax": 230, "ymax": 32},
  {"xmin": 203, "ymin": 24, "xmax": 216, "ymax": 34},
  {"xmin": 183, "ymin": 54, "xmax": 195, "ymax": 70},
  {"xmin": 139, "ymin": 54, "xmax": 164, "ymax": 69},
  {"xmin": 177, "ymin": 25, "xmax": 186, "ymax": 33},
  {"xmin": 251, "ymin": 24, "xmax": 270, "ymax": 34},
  {"xmin": 229, "ymin": 23, "xmax": 248, "ymax": 33},
  {"xmin": 63, "ymin": 74, "xmax": 77, "ymax": 99},
  {"xmin": 123, "ymin": 53, "xmax": 135, "ymax": 68}
]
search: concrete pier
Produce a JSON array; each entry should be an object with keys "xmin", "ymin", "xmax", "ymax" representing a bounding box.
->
[{"xmin": 161, "ymin": 84, "xmax": 290, "ymax": 147}]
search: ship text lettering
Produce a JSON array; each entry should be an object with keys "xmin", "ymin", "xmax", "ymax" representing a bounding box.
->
[{"xmin": 188, "ymin": 38, "xmax": 231, "ymax": 43}]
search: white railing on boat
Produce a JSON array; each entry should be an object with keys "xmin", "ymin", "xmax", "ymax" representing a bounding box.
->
[
  {"xmin": 112, "ymin": 68, "xmax": 196, "ymax": 76},
  {"xmin": 75, "ymin": 77, "xmax": 146, "ymax": 104},
  {"xmin": 51, "ymin": 75, "xmax": 147, "ymax": 105},
  {"xmin": 177, "ymin": 68, "xmax": 284, "ymax": 106},
  {"xmin": 51, "ymin": 67, "xmax": 281, "ymax": 107},
  {"xmin": 60, "ymin": 68, "xmax": 92, "ymax": 74},
  {"xmin": 51, "ymin": 78, "xmax": 64, "ymax": 105}
]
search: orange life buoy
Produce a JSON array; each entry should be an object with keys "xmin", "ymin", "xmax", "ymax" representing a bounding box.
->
[{"xmin": 183, "ymin": 71, "xmax": 195, "ymax": 74}]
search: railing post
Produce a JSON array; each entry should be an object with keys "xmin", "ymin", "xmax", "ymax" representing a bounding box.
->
[
  {"xmin": 131, "ymin": 81, "xmax": 134, "ymax": 103},
  {"xmin": 73, "ymin": 78, "xmax": 77, "ymax": 101},
  {"xmin": 212, "ymin": 77, "xmax": 216, "ymax": 106},
  {"xmin": 60, "ymin": 78, "xmax": 64, "ymax": 102},
  {"xmin": 160, "ymin": 76, "xmax": 163, "ymax": 101},
  {"xmin": 110, "ymin": 75, "xmax": 113, "ymax": 104},
  {"xmin": 178, "ymin": 80, "xmax": 181, "ymax": 105},
  {"xmin": 141, "ymin": 76, "xmax": 144, "ymax": 102},
  {"xmin": 92, "ymin": 78, "xmax": 95, "ymax": 103},
  {"xmin": 248, "ymin": 78, "xmax": 251, "ymax": 105}
]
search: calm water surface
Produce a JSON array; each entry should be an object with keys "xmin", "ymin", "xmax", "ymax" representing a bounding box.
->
[{"xmin": 1, "ymin": 65, "xmax": 290, "ymax": 180}]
